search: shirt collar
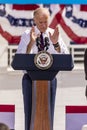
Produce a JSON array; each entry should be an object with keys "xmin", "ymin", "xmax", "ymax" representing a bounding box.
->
[{"xmin": 34, "ymin": 26, "xmax": 49, "ymax": 36}]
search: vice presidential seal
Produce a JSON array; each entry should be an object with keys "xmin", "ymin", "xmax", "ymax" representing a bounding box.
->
[{"xmin": 34, "ymin": 51, "xmax": 53, "ymax": 70}]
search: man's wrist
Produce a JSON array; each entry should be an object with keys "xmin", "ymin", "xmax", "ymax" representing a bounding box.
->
[
  {"xmin": 53, "ymin": 42, "xmax": 60, "ymax": 49},
  {"xmin": 53, "ymin": 42, "xmax": 61, "ymax": 52},
  {"xmin": 26, "ymin": 41, "xmax": 34, "ymax": 53}
]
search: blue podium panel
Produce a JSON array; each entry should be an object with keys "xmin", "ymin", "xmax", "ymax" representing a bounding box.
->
[{"xmin": 12, "ymin": 54, "xmax": 74, "ymax": 80}]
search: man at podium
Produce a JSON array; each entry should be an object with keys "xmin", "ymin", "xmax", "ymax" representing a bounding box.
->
[{"xmin": 16, "ymin": 7, "xmax": 69, "ymax": 130}]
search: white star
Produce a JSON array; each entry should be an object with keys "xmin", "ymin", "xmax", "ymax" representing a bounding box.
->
[
  {"xmin": 66, "ymin": 6, "xmax": 72, "ymax": 12},
  {"xmin": 25, "ymin": 20, "xmax": 29, "ymax": 26},
  {"xmin": 18, "ymin": 19, "xmax": 23, "ymax": 25},
  {"xmin": 82, "ymin": 21, "xmax": 85, "ymax": 27}
]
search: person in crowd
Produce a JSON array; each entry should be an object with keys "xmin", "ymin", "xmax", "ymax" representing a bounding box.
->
[
  {"xmin": 84, "ymin": 49, "xmax": 87, "ymax": 80},
  {"xmin": 0, "ymin": 123, "xmax": 10, "ymax": 130},
  {"xmin": 16, "ymin": 7, "xmax": 69, "ymax": 130},
  {"xmin": 84, "ymin": 49, "xmax": 87, "ymax": 98}
]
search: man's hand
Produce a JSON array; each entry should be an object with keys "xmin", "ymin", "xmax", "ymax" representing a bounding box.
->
[
  {"xmin": 49, "ymin": 26, "xmax": 59, "ymax": 44},
  {"xmin": 30, "ymin": 26, "xmax": 37, "ymax": 44},
  {"xmin": 26, "ymin": 26, "xmax": 38, "ymax": 53}
]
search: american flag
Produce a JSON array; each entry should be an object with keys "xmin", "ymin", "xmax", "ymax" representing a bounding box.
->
[
  {"xmin": 0, "ymin": 105, "xmax": 15, "ymax": 130},
  {"xmin": 0, "ymin": 4, "xmax": 41, "ymax": 44},
  {"xmin": 0, "ymin": 4, "xmax": 87, "ymax": 44},
  {"xmin": 50, "ymin": 4, "xmax": 87, "ymax": 44},
  {"xmin": 66, "ymin": 106, "xmax": 87, "ymax": 130}
]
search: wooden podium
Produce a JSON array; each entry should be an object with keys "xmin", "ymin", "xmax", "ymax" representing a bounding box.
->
[{"xmin": 12, "ymin": 53, "xmax": 73, "ymax": 130}]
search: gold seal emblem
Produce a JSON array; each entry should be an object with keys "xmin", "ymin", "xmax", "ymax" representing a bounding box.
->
[{"xmin": 34, "ymin": 51, "xmax": 53, "ymax": 70}]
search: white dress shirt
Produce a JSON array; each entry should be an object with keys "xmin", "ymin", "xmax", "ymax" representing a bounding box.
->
[{"xmin": 16, "ymin": 26, "xmax": 69, "ymax": 54}]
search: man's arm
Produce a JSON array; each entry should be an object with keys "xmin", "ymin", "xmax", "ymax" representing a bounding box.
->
[
  {"xmin": 16, "ymin": 32, "xmax": 29, "ymax": 54},
  {"xmin": 53, "ymin": 42, "xmax": 61, "ymax": 53},
  {"xmin": 26, "ymin": 26, "xmax": 37, "ymax": 53},
  {"xmin": 26, "ymin": 40, "xmax": 34, "ymax": 53}
]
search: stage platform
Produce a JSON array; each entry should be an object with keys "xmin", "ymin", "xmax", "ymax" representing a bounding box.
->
[{"xmin": 0, "ymin": 67, "xmax": 87, "ymax": 130}]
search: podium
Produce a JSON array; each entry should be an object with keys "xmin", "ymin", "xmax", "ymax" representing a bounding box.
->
[{"xmin": 12, "ymin": 53, "xmax": 73, "ymax": 130}]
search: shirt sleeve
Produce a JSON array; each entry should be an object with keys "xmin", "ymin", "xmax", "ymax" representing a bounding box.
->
[
  {"xmin": 58, "ymin": 35, "xmax": 69, "ymax": 54},
  {"xmin": 16, "ymin": 31, "xmax": 30, "ymax": 54},
  {"xmin": 48, "ymin": 28, "xmax": 69, "ymax": 54}
]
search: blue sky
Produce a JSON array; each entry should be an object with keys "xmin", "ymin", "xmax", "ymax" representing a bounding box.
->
[{"xmin": 0, "ymin": 0, "xmax": 87, "ymax": 4}]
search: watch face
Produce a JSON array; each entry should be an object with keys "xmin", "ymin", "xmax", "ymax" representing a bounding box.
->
[{"xmin": 34, "ymin": 51, "xmax": 53, "ymax": 70}]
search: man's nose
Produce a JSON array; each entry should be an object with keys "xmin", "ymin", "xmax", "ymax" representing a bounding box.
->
[{"xmin": 42, "ymin": 23, "xmax": 46, "ymax": 27}]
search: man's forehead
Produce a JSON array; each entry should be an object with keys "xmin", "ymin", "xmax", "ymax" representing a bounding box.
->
[{"xmin": 35, "ymin": 13, "xmax": 49, "ymax": 19}]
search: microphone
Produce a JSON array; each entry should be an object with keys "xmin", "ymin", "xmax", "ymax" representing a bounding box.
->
[
  {"xmin": 36, "ymin": 37, "xmax": 42, "ymax": 52},
  {"xmin": 44, "ymin": 37, "xmax": 50, "ymax": 50},
  {"xmin": 45, "ymin": 37, "xmax": 49, "ymax": 45},
  {"xmin": 36, "ymin": 36, "xmax": 50, "ymax": 51},
  {"xmin": 36, "ymin": 37, "xmax": 41, "ymax": 46}
]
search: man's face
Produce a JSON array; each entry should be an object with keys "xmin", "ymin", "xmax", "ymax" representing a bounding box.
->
[{"xmin": 34, "ymin": 14, "xmax": 49, "ymax": 33}]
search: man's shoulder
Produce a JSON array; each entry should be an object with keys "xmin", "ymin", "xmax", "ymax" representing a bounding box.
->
[
  {"xmin": 24, "ymin": 29, "xmax": 30, "ymax": 34},
  {"xmin": 21, "ymin": 29, "xmax": 30, "ymax": 38}
]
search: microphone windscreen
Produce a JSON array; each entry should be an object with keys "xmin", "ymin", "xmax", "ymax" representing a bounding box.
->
[
  {"xmin": 36, "ymin": 37, "xmax": 41, "ymax": 45},
  {"xmin": 45, "ymin": 37, "xmax": 49, "ymax": 43}
]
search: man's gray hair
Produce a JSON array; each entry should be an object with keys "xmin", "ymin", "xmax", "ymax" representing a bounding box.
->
[{"xmin": 33, "ymin": 7, "xmax": 50, "ymax": 17}]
